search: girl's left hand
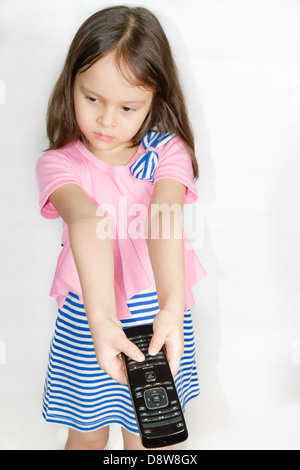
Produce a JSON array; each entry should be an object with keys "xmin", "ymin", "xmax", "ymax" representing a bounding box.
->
[{"xmin": 148, "ymin": 309, "xmax": 184, "ymax": 377}]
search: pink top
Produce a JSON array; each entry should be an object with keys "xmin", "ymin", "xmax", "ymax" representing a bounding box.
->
[{"xmin": 35, "ymin": 133, "xmax": 207, "ymax": 319}]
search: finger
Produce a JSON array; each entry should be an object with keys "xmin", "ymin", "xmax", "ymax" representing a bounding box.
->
[
  {"xmin": 121, "ymin": 336, "xmax": 145, "ymax": 363},
  {"xmin": 167, "ymin": 352, "xmax": 181, "ymax": 377},
  {"xmin": 165, "ymin": 340, "xmax": 184, "ymax": 377},
  {"xmin": 103, "ymin": 355, "xmax": 128, "ymax": 385}
]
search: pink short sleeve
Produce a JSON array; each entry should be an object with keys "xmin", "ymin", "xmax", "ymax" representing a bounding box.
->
[
  {"xmin": 35, "ymin": 149, "xmax": 82, "ymax": 219},
  {"xmin": 153, "ymin": 137, "xmax": 198, "ymax": 204}
]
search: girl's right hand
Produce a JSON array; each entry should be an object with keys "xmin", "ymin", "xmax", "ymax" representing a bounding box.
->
[{"xmin": 91, "ymin": 317, "xmax": 145, "ymax": 384}]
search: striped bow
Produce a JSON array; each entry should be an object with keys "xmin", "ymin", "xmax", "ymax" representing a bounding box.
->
[{"xmin": 130, "ymin": 132, "xmax": 175, "ymax": 183}]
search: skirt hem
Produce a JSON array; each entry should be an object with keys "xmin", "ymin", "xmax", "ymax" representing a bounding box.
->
[{"xmin": 41, "ymin": 389, "xmax": 200, "ymax": 434}]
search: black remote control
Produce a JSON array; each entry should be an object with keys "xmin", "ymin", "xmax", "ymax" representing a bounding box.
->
[{"xmin": 122, "ymin": 324, "xmax": 188, "ymax": 448}]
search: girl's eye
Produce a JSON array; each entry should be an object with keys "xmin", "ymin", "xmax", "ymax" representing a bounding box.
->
[
  {"xmin": 87, "ymin": 96, "xmax": 99, "ymax": 103},
  {"xmin": 122, "ymin": 106, "xmax": 134, "ymax": 113}
]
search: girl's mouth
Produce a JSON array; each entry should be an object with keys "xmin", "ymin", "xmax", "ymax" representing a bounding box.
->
[{"xmin": 94, "ymin": 133, "xmax": 114, "ymax": 143}]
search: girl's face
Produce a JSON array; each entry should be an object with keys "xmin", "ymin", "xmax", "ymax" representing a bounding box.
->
[{"xmin": 73, "ymin": 52, "xmax": 154, "ymax": 163}]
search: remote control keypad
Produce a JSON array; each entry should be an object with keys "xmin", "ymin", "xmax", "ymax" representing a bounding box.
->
[{"xmin": 124, "ymin": 330, "xmax": 185, "ymax": 434}]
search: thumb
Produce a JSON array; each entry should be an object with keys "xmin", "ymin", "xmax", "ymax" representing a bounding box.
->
[{"xmin": 148, "ymin": 330, "xmax": 166, "ymax": 356}]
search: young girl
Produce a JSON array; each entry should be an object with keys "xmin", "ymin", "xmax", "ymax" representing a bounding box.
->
[{"xmin": 36, "ymin": 5, "xmax": 206, "ymax": 450}]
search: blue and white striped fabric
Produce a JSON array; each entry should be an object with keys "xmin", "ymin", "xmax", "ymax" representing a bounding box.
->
[
  {"xmin": 129, "ymin": 132, "xmax": 175, "ymax": 183},
  {"xmin": 42, "ymin": 290, "xmax": 200, "ymax": 434}
]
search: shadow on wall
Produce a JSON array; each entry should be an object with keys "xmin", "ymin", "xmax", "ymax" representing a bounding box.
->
[
  {"xmin": 268, "ymin": 136, "xmax": 300, "ymax": 409},
  {"xmin": 160, "ymin": 11, "xmax": 233, "ymax": 440}
]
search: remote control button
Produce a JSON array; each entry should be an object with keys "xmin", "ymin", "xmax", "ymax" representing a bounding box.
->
[
  {"xmin": 141, "ymin": 413, "xmax": 170, "ymax": 423},
  {"xmin": 128, "ymin": 363, "xmax": 143, "ymax": 371},
  {"xmin": 152, "ymin": 395, "xmax": 161, "ymax": 403},
  {"xmin": 176, "ymin": 422, "xmax": 184, "ymax": 429},
  {"xmin": 144, "ymin": 387, "xmax": 169, "ymax": 410},
  {"xmin": 145, "ymin": 371, "xmax": 156, "ymax": 382},
  {"xmin": 168, "ymin": 416, "xmax": 182, "ymax": 425},
  {"xmin": 142, "ymin": 420, "xmax": 170, "ymax": 429},
  {"xmin": 166, "ymin": 385, "xmax": 174, "ymax": 391},
  {"xmin": 139, "ymin": 405, "xmax": 179, "ymax": 418}
]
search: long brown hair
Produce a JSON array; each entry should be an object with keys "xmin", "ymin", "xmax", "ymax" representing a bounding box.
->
[{"xmin": 46, "ymin": 6, "xmax": 199, "ymax": 179}]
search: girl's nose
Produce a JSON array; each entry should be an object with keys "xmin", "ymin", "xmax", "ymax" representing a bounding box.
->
[{"xmin": 97, "ymin": 106, "xmax": 115, "ymax": 128}]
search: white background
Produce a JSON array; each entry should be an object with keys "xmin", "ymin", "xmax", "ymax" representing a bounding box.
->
[{"xmin": 0, "ymin": 0, "xmax": 300, "ymax": 450}]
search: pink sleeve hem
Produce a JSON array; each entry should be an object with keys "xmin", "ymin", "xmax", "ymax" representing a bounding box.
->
[{"xmin": 39, "ymin": 181, "xmax": 84, "ymax": 219}]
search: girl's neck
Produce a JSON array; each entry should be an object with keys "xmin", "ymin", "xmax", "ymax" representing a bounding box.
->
[{"xmin": 82, "ymin": 137, "xmax": 139, "ymax": 166}]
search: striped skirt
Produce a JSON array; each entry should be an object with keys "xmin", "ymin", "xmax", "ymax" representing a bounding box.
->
[{"xmin": 42, "ymin": 290, "xmax": 200, "ymax": 434}]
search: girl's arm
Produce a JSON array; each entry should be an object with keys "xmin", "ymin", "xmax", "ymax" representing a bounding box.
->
[
  {"xmin": 146, "ymin": 178, "xmax": 186, "ymax": 377},
  {"xmin": 49, "ymin": 184, "xmax": 144, "ymax": 384}
]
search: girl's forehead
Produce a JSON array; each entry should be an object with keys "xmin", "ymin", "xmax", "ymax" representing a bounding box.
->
[{"xmin": 76, "ymin": 52, "xmax": 153, "ymax": 100}]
